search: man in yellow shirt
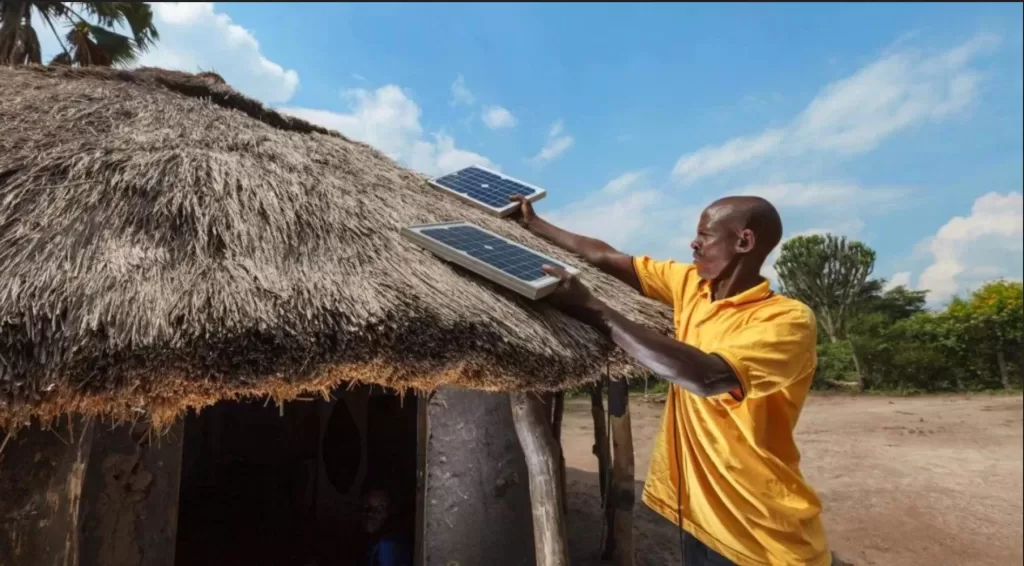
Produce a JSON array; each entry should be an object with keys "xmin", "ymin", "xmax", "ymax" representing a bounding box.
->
[{"xmin": 510, "ymin": 195, "xmax": 831, "ymax": 566}]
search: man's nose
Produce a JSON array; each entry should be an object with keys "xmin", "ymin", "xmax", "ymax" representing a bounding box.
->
[{"xmin": 690, "ymin": 240, "xmax": 699, "ymax": 251}]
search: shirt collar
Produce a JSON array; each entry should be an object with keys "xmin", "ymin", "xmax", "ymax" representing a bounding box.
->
[{"xmin": 697, "ymin": 278, "xmax": 774, "ymax": 307}]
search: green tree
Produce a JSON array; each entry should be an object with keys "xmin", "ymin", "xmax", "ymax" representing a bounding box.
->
[
  {"xmin": 947, "ymin": 281, "xmax": 1024, "ymax": 390},
  {"xmin": 0, "ymin": 2, "xmax": 158, "ymax": 67},
  {"xmin": 844, "ymin": 279, "xmax": 931, "ymax": 390},
  {"xmin": 847, "ymin": 279, "xmax": 928, "ymax": 336},
  {"xmin": 776, "ymin": 234, "xmax": 876, "ymax": 389},
  {"xmin": 857, "ymin": 280, "xmax": 928, "ymax": 323}
]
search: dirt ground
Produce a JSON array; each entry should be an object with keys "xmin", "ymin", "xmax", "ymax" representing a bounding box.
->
[{"xmin": 561, "ymin": 393, "xmax": 1024, "ymax": 566}]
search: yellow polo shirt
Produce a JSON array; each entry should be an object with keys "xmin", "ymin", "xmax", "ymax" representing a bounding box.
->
[{"xmin": 633, "ymin": 256, "xmax": 831, "ymax": 566}]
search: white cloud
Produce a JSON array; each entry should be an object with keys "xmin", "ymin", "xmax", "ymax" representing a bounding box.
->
[
  {"xmin": 450, "ymin": 75, "xmax": 475, "ymax": 106},
  {"xmin": 602, "ymin": 171, "xmax": 648, "ymax": 195},
  {"xmin": 36, "ymin": 2, "xmax": 300, "ymax": 104},
  {"xmin": 737, "ymin": 182, "xmax": 911, "ymax": 212},
  {"xmin": 737, "ymin": 181, "xmax": 903, "ymax": 258},
  {"xmin": 673, "ymin": 130, "xmax": 785, "ymax": 185},
  {"xmin": 916, "ymin": 191, "xmax": 1023, "ymax": 303},
  {"xmin": 547, "ymin": 191, "xmax": 665, "ymax": 253},
  {"xmin": 672, "ymin": 33, "xmax": 999, "ymax": 185},
  {"xmin": 545, "ymin": 171, "xmax": 697, "ymax": 257},
  {"xmin": 280, "ymin": 85, "xmax": 493, "ymax": 177},
  {"xmin": 482, "ymin": 106, "xmax": 517, "ymax": 129},
  {"xmin": 283, "ymin": 86, "xmax": 420, "ymax": 158},
  {"xmin": 885, "ymin": 272, "xmax": 913, "ymax": 290},
  {"xmin": 549, "ymin": 120, "xmax": 565, "ymax": 138},
  {"xmin": 410, "ymin": 133, "xmax": 496, "ymax": 177},
  {"xmin": 531, "ymin": 120, "xmax": 575, "ymax": 163}
]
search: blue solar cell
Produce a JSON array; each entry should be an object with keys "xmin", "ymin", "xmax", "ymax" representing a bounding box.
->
[
  {"xmin": 420, "ymin": 225, "xmax": 558, "ymax": 282},
  {"xmin": 432, "ymin": 166, "xmax": 541, "ymax": 209}
]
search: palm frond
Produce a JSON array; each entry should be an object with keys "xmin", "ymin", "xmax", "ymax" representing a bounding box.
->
[
  {"xmin": 1, "ymin": 22, "xmax": 42, "ymax": 64},
  {"xmin": 0, "ymin": 1, "xmax": 41, "ymax": 65},
  {"xmin": 64, "ymin": 20, "xmax": 112, "ymax": 66},
  {"xmin": 79, "ymin": 1, "xmax": 157, "ymax": 51},
  {"xmin": 39, "ymin": 5, "xmax": 73, "ymax": 63},
  {"xmin": 78, "ymin": 1, "xmax": 128, "ymax": 27},
  {"xmin": 83, "ymin": 22, "xmax": 137, "ymax": 66},
  {"xmin": 114, "ymin": 1, "xmax": 158, "ymax": 49},
  {"xmin": 49, "ymin": 50, "xmax": 71, "ymax": 65},
  {"xmin": 3, "ymin": 1, "xmax": 159, "ymax": 68},
  {"xmin": 35, "ymin": 2, "xmax": 72, "ymax": 20}
]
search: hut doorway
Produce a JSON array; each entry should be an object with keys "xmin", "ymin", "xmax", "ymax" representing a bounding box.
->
[{"xmin": 174, "ymin": 385, "xmax": 419, "ymax": 566}]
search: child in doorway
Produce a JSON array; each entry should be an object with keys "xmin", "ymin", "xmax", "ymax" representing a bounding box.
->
[{"xmin": 362, "ymin": 489, "xmax": 413, "ymax": 566}]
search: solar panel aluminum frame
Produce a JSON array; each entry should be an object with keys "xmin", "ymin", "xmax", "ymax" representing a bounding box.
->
[
  {"xmin": 401, "ymin": 221, "xmax": 580, "ymax": 300},
  {"xmin": 427, "ymin": 165, "xmax": 548, "ymax": 218}
]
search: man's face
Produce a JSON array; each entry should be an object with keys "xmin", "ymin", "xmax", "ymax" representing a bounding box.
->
[{"xmin": 690, "ymin": 206, "xmax": 741, "ymax": 281}]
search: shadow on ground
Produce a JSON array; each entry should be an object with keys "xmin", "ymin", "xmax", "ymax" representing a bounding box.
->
[
  {"xmin": 565, "ymin": 467, "xmax": 853, "ymax": 566},
  {"xmin": 566, "ymin": 467, "xmax": 681, "ymax": 566}
]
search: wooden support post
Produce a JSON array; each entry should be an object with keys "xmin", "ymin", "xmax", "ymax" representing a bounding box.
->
[
  {"xmin": 78, "ymin": 419, "xmax": 185, "ymax": 566},
  {"xmin": 607, "ymin": 379, "xmax": 635, "ymax": 566},
  {"xmin": 511, "ymin": 393, "xmax": 570, "ymax": 566},
  {"xmin": 589, "ymin": 379, "xmax": 614, "ymax": 558},
  {"xmin": 0, "ymin": 415, "xmax": 95, "ymax": 566},
  {"xmin": 551, "ymin": 391, "xmax": 568, "ymax": 517},
  {"xmin": 590, "ymin": 380, "xmax": 614, "ymax": 556}
]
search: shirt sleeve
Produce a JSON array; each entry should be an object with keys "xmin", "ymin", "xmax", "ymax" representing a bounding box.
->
[
  {"xmin": 632, "ymin": 255, "xmax": 695, "ymax": 307},
  {"xmin": 710, "ymin": 304, "xmax": 817, "ymax": 401}
]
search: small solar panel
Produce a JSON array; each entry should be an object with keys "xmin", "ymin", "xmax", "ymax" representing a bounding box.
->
[
  {"xmin": 428, "ymin": 165, "xmax": 547, "ymax": 217},
  {"xmin": 401, "ymin": 221, "xmax": 579, "ymax": 300}
]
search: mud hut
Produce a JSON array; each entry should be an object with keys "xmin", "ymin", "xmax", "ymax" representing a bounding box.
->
[{"xmin": 0, "ymin": 66, "xmax": 670, "ymax": 566}]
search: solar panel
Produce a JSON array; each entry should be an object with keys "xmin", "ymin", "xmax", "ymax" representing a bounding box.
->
[
  {"xmin": 428, "ymin": 165, "xmax": 547, "ymax": 217},
  {"xmin": 401, "ymin": 221, "xmax": 579, "ymax": 300}
]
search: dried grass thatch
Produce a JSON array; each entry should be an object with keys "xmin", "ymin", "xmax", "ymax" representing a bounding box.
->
[{"xmin": 0, "ymin": 65, "xmax": 672, "ymax": 427}]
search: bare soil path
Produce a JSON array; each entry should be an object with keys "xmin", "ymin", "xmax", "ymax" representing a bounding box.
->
[{"xmin": 561, "ymin": 394, "xmax": 1023, "ymax": 566}]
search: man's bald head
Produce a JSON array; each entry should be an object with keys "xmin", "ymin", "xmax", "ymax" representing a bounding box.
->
[
  {"xmin": 690, "ymin": 196, "xmax": 783, "ymax": 281},
  {"xmin": 706, "ymin": 196, "xmax": 783, "ymax": 258}
]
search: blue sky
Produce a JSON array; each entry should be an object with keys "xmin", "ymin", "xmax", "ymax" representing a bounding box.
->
[{"xmin": 39, "ymin": 3, "xmax": 1024, "ymax": 304}]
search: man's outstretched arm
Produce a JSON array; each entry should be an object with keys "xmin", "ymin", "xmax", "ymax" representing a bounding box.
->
[
  {"xmin": 541, "ymin": 265, "xmax": 740, "ymax": 398},
  {"xmin": 510, "ymin": 195, "xmax": 642, "ymax": 293}
]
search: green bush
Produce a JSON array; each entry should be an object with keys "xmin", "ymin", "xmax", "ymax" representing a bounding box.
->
[
  {"xmin": 814, "ymin": 340, "xmax": 859, "ymax": 390},
  {"xmin": 849, "ymin": 280, "xmax": 1023, "ymax": 393}
]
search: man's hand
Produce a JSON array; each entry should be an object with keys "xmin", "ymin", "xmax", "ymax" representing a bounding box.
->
[
  {"xmin": 509, "ymin": 194, "xmax": 538, "ymax": 228},
  {"xmin": 541, "ymin": 264, "xmax": 605, "ymax": 321}
]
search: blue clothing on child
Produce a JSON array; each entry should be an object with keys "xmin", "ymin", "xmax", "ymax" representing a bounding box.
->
[{"xmin": 365, "ymin": 532, "xmax": 412, "ymax": 566}]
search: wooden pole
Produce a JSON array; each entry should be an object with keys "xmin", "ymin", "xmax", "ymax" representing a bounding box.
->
[
  {"xmin": 0, "ymin": 415, "xmax": 96, "ymax": 566},
  {"xmin": 589, "ymin": 380, "xmax": 614, "ymax": 557},
  {"xmin": 511, "ymin": 393, "xmax": 570, "ymax": 566},
  {"xmin": 607, "ymin": 379, "xmax": 635, "ymax": 566},
  {"xmin": 551, "ymin": 391, "xmax": 568, "ymax": 517}
]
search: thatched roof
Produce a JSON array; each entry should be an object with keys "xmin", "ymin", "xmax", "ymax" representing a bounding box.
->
[{"xmin": 0, "ymin": 65, "xmax": 671, "ymax": 427}]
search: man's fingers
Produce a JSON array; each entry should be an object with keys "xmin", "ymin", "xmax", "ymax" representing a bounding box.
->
[
  {"xmin": 541, "ymin": 264, "xmax": 570, "ymax": 279},
  {"xmin": 509, "ymin": 194, "xmax": 525, "ymax": 204}
]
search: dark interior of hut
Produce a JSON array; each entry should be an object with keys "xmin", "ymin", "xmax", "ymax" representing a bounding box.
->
[{"xmin": 174, "ymin": 385, "xmax": 419, "ymax": 566}]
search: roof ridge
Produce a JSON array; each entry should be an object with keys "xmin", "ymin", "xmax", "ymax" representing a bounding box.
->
[{"xmin": 15, "ymin": 65, "xmax": 341, "ymax": 138}]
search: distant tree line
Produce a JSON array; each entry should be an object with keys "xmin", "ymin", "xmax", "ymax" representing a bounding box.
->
[{"xmin": 777, "ymin": 234, "xmax": 1023, "ymax": 393}]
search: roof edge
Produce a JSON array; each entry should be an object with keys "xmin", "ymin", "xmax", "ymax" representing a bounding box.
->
[{"xmin": 0, "ymin": 359, "xmax": 639, "ymax": 433}]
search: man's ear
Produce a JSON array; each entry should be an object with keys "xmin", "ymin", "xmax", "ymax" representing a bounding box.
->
[{"xmin": 736, "ymin": 228, "xmax": 756, "ymax": 253}]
